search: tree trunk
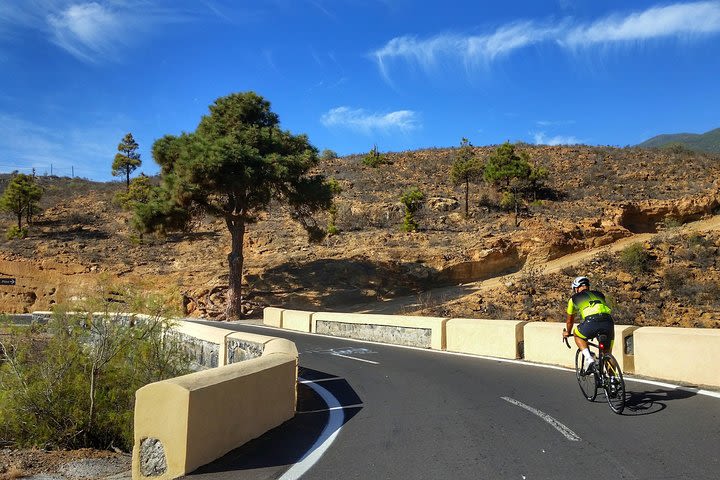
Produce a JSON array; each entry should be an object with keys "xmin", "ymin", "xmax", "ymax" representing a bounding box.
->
[
  {"xmin": 16, "ymin": 197, "xmax": 22, "ymax": 229},
  {"xmin": 125, "ymin": 168, "xmax": 130, "ymax": 191},
  {"xmin": 464, "ymin": 181, "xmax": 469, "ymax": 217},
  {"xmin": 226, "ymin": 219, "xmax": 246, "ymax": 319}
]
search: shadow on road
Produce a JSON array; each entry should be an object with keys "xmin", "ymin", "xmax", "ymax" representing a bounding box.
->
[
  {"xmin": 183, "ymin": 367, "xmax": 362, "ymax": 478},
  {"xmin": 621, "ymin": 387, "xmax": 698, "ymax": 416}
]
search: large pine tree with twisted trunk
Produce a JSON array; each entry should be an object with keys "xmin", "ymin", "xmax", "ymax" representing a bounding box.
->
[{"xmin": 140, "ymin": 92, "xmax": 333, "ymax": 319}]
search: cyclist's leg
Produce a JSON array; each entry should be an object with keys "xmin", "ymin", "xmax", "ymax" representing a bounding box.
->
[
  {"xmin": 572, "ymin": 322, "xmax": 591, "ymax": 350},
  {"xmin": 573, "ymin": 322, "xmax": 596, "ymax": 368}
]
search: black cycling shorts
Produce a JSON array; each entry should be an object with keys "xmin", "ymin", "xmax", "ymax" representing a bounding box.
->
[{"xmin": 574, "ymin": 313, "xmax": 615, "ymax": 343}]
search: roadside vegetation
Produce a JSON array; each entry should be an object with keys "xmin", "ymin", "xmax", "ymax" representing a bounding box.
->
[{"xmin": 0, "ymin": 287, "xmax": 191, "ymax": 451}]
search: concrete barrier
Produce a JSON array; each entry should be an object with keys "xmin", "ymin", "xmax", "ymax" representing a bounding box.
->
[
  {"xmin": 263, "ymin": 307, "xmax": 283, "ymax": 328},
  {"xmin": 171, "ymin": 321, "xmax": 230, "ymax": 369},
  {"xmin": 312, "ymin": 311, "xmax": 448, "ymax": 350},
  {"xmin": 225, "ymin": 331, "xmax": 278, "ymax": 364},
  {"xmin": 446, "ymin": 318, "xmax": 527, "ymax": 359},
  {"xmin": 614, "ymin": 325, "xmax": 640, "ymax": 374},
  {"xmin": 282, "ymin": 309, "xmax": 313, "ymax": 333},
  {"xmin": 125, "ymin": 316, "xmax": 300, "ymax": 480},
  {"xmin": 634, "ymin": 327, "xmax": 720, "ymax": 388},
  {"xmin": 132, "ymin": 352, "xmax": 297, "ymax": 480},
  {"xmin": 524, "ymin": 322, "xmax": 575, "ymax": 368},
  {"xmin": 524, "ymin": 322, "xmax": 640, "ymax": 372}
]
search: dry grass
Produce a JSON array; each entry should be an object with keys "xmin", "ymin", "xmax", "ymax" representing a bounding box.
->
[{"xmin": 0, "ymin": 466, "xmax": 26, "ymax": 480}]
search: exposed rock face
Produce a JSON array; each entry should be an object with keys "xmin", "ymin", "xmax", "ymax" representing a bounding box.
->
[
  {"xmin": 607, "ymin": 189, "xmax": 720, "ymax": 233},
  {"xmin": 0, "ymin": 255, "xmax": 94, "ymax": 313},
  {"xmin": 439, "ymin": 241, "xmax": 524, "ymax": 283},
  {"xmin": 426, "ymin": 197, "xmax": 460, "ymax": 212}
]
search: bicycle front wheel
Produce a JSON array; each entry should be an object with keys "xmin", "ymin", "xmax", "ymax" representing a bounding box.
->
[
  {"xmin": 575, "ymin": 349, "xmax": 597, "ymax": 401},
  {"xmin": 602, "ymin": 355, "xmax": 626, "ymax": 414}
]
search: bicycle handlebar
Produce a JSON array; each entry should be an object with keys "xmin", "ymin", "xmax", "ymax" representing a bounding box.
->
[
  {"xmin": 563, "ymin": 328, "xmax": 573, "ymax": 349},
  {"xmin": 563, "ymin": 328, "xmax": 601, "ymax": 350}
]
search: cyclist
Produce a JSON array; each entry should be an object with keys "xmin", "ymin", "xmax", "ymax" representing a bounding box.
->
[{"xmin": 562, "ymin": 276, "xmax": 615, "ymax": 374}]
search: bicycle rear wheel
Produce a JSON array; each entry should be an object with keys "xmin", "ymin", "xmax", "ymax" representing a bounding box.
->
[
  {"xmin": 575, "ymin": 349, "xmax": 597, "ymax": 401},
  {"xmin": 602, "ymin": 355, "xmax": 625, "ymax": 414}
]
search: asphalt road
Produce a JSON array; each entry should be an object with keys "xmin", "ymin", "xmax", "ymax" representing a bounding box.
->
[{"xmin": 183, "ymin": 321, "xmax": 720, "ymax": 480}]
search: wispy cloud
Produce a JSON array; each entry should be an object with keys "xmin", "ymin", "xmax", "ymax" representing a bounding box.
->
[
  {"xmin": 373, "ymin": 22, "xmax": 560, "ymax": 80},
  {"xmin": 0, "ymin": 1, "xmax": 193, "ymax": 63},
  {"xmin": 536, "ymin": 119, "xmax": 576, "ymax": 127},
  {"xmin": 373, "ymin": 2, "xmax": 720, "ymax": 80},
  {"xmin": 47, "ymin": 2, "xmax": 131, "ymax": 63},
  {"xmin": 562, "ymin": 1, "xmax": 720, "ymax": 47},
  {"xmin": 533, "ymin": 132, "xmax": 582, "ymax": 146},
  {"xmin": 320, "ymin": 107, "xmax": 420, "ymax": 134}
]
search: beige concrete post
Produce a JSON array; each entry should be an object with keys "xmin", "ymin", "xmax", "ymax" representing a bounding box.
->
[
  {"xmin": 446, "ymin": 318, "xmax": 527, "ymax": 359},
  {"xmin": 282, "ymin": 309, "xmax": 314, "ymax": 332},
  {"xmin": 132, "ymin": 355, "xmax": 297, "ymax": 480},
  {"xmin": 263, "ymin": 307, "xmax": 284, "ymax": 328},
  {"xmin": 634, "ymin": 327, "xmax": 720, "ymax": 388}
]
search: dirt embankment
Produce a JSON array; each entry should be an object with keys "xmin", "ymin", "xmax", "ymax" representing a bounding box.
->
[{"xmin": 1, "ymin": 146, "xmax": 720, "ymax": 326}]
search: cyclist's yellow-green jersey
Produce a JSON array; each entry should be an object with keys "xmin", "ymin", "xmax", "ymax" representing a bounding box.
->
[{"xmin": 566, "ymin": 290, "xmax": 612, "ymax": 320}]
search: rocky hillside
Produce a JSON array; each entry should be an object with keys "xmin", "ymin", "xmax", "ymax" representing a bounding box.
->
[{"xmin": 1, "ymin": 144, "xmax": 720, "ymax": 328}]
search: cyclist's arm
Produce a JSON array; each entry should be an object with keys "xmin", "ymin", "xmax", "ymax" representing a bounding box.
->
[
  {"xmin": 564, "ymin": 314, "xmax": 574, "ymax": 337},
  {"xmin": 564, "ymin": 299, "xmax": 575, "ymax": 337}
]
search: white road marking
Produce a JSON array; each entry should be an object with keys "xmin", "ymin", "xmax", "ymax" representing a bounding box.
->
[
  {"xmin": 501, "ymin": 396, "xmax": 581, "ymax": 442},
  {"xmin": 278, "ymin": 377, "xmax": 345, "ymax": 480},
  {"xmin": 331, "ymin": 353, "xmax": 379, "ymax": 364},
  {"xmin": 299, "ymin": 378, "xmax": 341, "ymax": 384},
  {"xmin": 229, "ymin": 323, "xmax": 720, "ymax": 400},
  {"xmin": 297, "ymin": 403, "xmax": 364, "ymax": 414}
]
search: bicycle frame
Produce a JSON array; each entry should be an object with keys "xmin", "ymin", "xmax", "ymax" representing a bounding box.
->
[{"xmin": 564, "ymin": 330, "xmax": 626, "ymax": 414}]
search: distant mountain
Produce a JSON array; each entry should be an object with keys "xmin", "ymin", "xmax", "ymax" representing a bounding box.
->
[{"xmin": 637, "ymin": 127, "xmax": 720, "ymax": 153}]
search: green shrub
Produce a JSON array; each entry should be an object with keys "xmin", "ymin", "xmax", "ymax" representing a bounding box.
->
[
  {"xmin": 325, "ymin": 179, "xmax": 342, "ymax": 236},
  {"xmin": 619, "ymin": 242, "xmax": 652, "ymax": 273},
  {"xmin": 400, "ymin": 187, "xmax": 424, "ymax": 232},
  {"xmin": 0, "ymin": 290, "xmax": 191, "ymax": 451},
  {"xmin": 660, "ymin": 216, "xmax": 683, "ymax": 230},
  {"xmin": 362, "ymin": 145, "xmax": 389, "ymax": 168},
  {"xmin": 5, "ymin": 225, "xmax": 28, "ymax": 239},
  {"xmin": 499, "ymin": 191, "xmax": 517, "ymax": 211},
  {"xmin": 320, "ymin": 149, "xmax": 338, "ymax": 161},
  {"xmin": 114, "ymin": 174, "xmax": 154, "ymax": 210}
]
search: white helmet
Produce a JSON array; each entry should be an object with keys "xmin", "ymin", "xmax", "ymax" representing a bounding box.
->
[{"xmin": 571, "ymin": 276, "xmax": 590, "ymax": 289}]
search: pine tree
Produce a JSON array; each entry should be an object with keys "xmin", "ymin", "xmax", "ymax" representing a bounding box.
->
[
  {"xmin": 0, "ymin": 173, "xmax": 42, "ymax": 230},
  {"xmin": 450, "ymin": 138, "xmax": 484, "ymax": 217},
  {"xmin": 112, "ymin": 133, "xmax": 142, "ymax": 191},
  {"xmin": 137, "ymin": 92, "xmax": 334, "ymax": 319}
]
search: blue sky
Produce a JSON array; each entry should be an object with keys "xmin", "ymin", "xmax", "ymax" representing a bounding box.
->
[{"xmin": 1, "ymin": 0, "xmax": 719, "ymax": 180}]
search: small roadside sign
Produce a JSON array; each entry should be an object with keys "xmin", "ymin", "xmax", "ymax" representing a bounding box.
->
[{"xmin": 0, "ymin": 278, "xmax": 16, "ymax": 286}]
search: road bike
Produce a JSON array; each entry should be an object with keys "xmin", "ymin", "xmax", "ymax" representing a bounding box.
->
[{"xmin": 564, "ymin": 330, "xmax": 626, "ymax": 414}]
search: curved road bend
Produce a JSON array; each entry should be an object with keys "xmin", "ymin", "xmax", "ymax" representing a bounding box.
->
[{"xmin": 183, "ymin": 321, "xmax": 720, "ymax": 480}]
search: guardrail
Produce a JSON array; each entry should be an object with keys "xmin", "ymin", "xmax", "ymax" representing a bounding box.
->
[{"xmin": 265, "ymin": 308, "xmax": 720, "ymax": 390}]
